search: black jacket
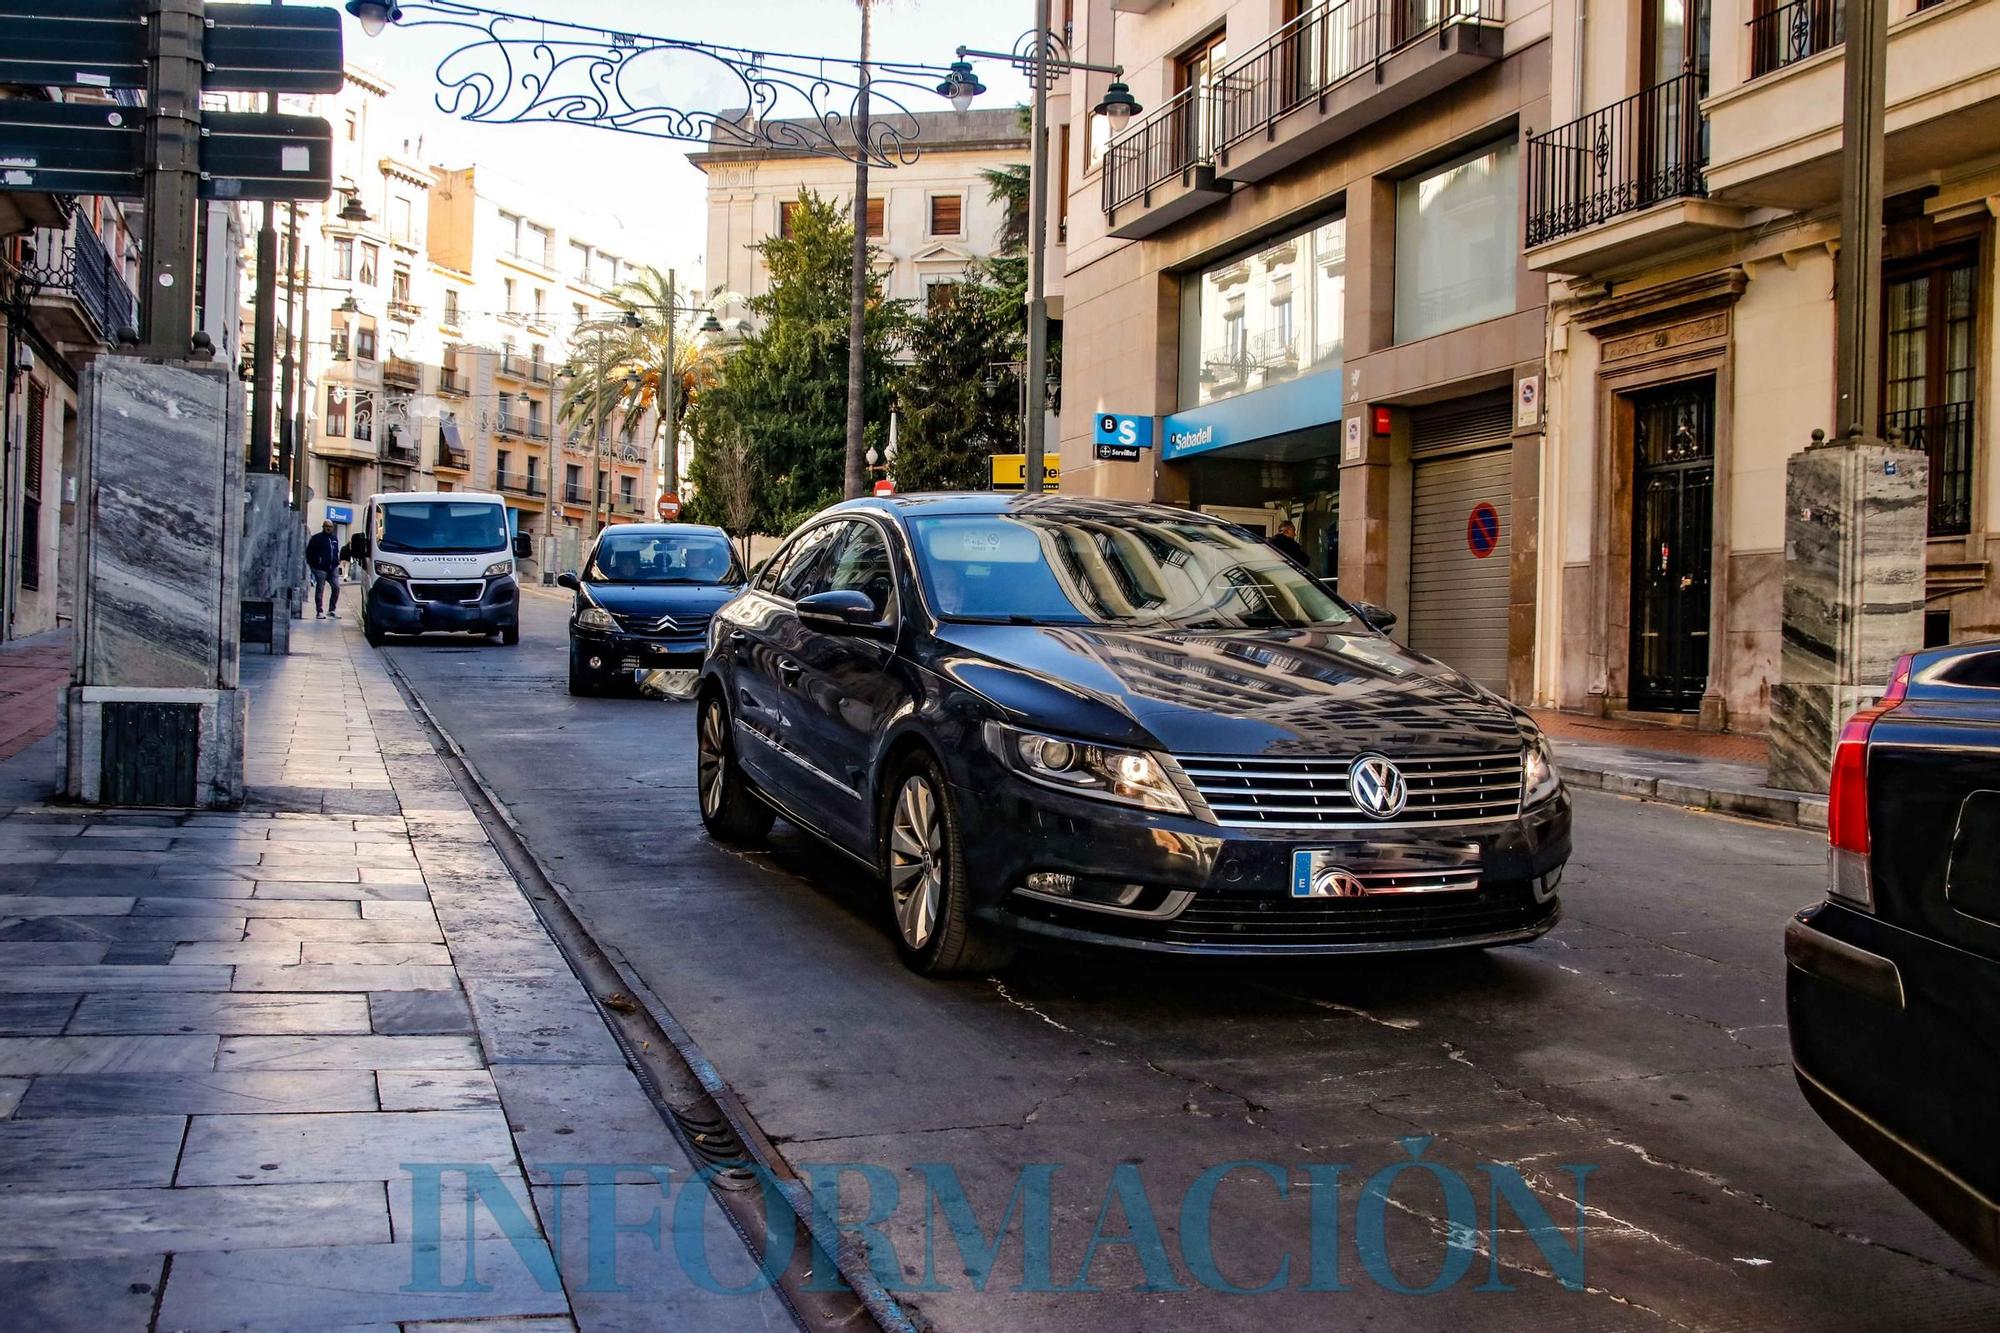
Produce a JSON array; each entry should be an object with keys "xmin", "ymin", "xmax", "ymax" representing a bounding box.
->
[
  {"xmin": 1268, "ymin": 532, "xmax": 1309, "ymax": 567},
  {"xmin": 305, "ymin": 531, "xmax": 341, "ymax": 573}
]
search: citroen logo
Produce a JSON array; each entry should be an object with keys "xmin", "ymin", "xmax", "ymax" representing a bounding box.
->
[{"xmin": 1349, "ymin": 754, "xmax": 1408, "ymax": 820}]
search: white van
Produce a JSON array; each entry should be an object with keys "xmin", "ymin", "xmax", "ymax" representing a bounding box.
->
[{"xmin": 348, "ymin": 491, "xmax": 529, "ymax": 646}]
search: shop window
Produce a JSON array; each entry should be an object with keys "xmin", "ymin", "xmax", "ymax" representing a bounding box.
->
[
  {"xmin": 928, "ymin": 194, "xmax": 963, "ymax": 238},
  {"xmin": 1179, "ymin": 213, "xmax": 1345, "ymax": 409},
  {"xmin": 1394, "ymin": 138, "xmax": 1518, "ymax": 344},
  {"xmin": 1884, "ymin": 250, "xmax": 1978, "ymax": 536}
]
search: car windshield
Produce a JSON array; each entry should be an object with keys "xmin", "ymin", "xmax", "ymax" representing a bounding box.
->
[
  {"xmin": 586, "ymin": 531, "xmax": 741, "ymax": 585},
  {"xmin": 377, "ymin": 501, "xmax": 509, "ymax": 556},
  {"xmin": 908, "ymin": 510, "xmax": 1354, "ymax": 630}
]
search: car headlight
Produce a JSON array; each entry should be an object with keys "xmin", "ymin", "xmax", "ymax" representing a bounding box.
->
[
  {"xmin": 1522, "ymin": 734, "xmax": 1561, "ymax": 807},
  {"xmin": 483, "ymin": 559, "xmax": 514, "ymax": 578},
  {"xmin": 374, "ymin": 560, "xmax": 409, "ymax": 579},
  {"xmin": 575, "ymin": 606, "xmax": 616, "ymax": 630},
  {"xmin": 987, "ymin": 724, "xmax": 1188, "ymax": 815}
]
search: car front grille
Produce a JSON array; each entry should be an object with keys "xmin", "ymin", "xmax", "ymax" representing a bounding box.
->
[
  {"xmin": 613, "ymin": 611, "xmax": 711, "ymax": 637},
  {"xmin": 409, "ymin": 580, "xmax": 483, "ymax": 604},
  {"xmin": 1177, "ymin": 751, "xmax": 1524, "ymax": 829},
  {"xmin": 1013, "ymin": 880, "xmax": 1554, "ymax": 949}
]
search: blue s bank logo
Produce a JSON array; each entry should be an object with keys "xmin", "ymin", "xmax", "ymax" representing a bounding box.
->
[{"xmin": 1094, "ymin": 413, "xmax": 1154, "ymax": 449}]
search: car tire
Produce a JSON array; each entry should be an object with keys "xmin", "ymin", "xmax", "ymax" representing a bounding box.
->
[
  {"xmin": 363, "ymin": 612, "xmax": 385, "ymax": 648},
  {"xmin": 884, "ymin": 752, "xmax": 1016, "ymax": 977},
  {"xmin": 500, "ymin": 622, "xmax": 520, "ymax": 646},
  {"xmin": 697, "ymin": 692, "xmax": 773, "ymax": 845}
]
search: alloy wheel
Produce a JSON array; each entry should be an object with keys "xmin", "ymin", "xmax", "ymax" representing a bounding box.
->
[
  {"xmin": 697, "ymin": 700, "xmax": 727, "ymax": 819},
  {"xmin": 888, "ymin": 774, "xmax": 943, "ymax": 951}
]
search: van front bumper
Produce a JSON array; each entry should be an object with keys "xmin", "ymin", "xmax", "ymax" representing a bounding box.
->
[{"xmin": 368, "ymin": 575, "xmax": 518, "ymax": 633}]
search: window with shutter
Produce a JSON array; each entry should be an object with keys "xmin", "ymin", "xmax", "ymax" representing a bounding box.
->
[
  {"xmin": 24, "ymin": 381, "xmax": 45, "ymax": 500},
  {"xmin": 865, "ymin": 197, "xmax": 886, "ymax": 238},
  {"xmin": 929, "ymin": 194, "xmax": 963, "ymax": 237},
  {"xmin": 779, "ymin": 200, "xmax": 800, "ymax": 238}
]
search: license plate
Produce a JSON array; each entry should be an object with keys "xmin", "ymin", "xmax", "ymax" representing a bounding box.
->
[{"xmin": 1292, "ymin": 849, "xmax": 1363, "ymax": 898}]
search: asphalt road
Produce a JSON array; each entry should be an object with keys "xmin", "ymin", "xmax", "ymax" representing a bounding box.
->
[{"xmin": 383, "ymin": 588, "xmax": 2000, "ymax": 1331}]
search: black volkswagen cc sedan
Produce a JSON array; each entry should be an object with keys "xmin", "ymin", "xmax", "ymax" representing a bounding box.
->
[
  {"xmin": 697, "ymin": 495, "xmax": 1570, "ymax": 975},
  {"xmin": 558, "ymin": 524, "xmax": 744, "ymax": 696}
]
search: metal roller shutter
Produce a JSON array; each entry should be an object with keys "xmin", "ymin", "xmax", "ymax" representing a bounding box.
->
[{"xmin": 1408, "ymin": 447, "xmax": 1512, "ymax": 691}]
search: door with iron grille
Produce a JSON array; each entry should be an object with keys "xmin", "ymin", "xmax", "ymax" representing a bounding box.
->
[{"xmin": 1628, "ymin": 379, "xmax": 1715, "ymax": 713}]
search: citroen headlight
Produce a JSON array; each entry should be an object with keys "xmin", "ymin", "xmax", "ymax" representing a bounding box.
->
[
  {"xmin": 575, "ymin": 606, "xmax": 615, "ymax": 630},
  {"xmin": 1522, "ymin": 734, "xmax": 1561, "ymax": 807},
  {"xmin": 483, "ymin": 559, "xmax": 514, "ymax": 578},
  {"xmin": 987, "ymin": 724, "xmax": 1188, "ymax": 815},
  {"xmin": 374, "ymin": 560, "xmax": 409, "ymax": 579}
]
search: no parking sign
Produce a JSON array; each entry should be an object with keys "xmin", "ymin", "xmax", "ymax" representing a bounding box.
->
[{"xmin": 1467, "ymin": 502, "xmax": 1500, "ymax": 559}]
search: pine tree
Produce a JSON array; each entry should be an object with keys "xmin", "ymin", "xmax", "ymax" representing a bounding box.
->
[{"xmin": 892, "ymin": 278, "xmax": 1024, "ymax": 493}]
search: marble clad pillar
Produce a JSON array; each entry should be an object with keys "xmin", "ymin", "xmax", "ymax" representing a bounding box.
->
[
  {"xmin": 57, "ymin": 357, "xmax": 247, "ymax": 807},
  {"xmin": 240, "ymin": 472, "xmax": 299, "ymax": 654},
  {"xmin": 1767, "ymin": 433, "xmax": 1927, "ymax": 793}
]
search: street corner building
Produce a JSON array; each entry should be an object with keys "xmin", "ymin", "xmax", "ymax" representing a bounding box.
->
[{"xmin": 1050, "ymin": 0, "xmax": 2000, "ymax": 734}]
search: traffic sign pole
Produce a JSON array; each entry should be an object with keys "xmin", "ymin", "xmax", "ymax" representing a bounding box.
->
[{"xmin": 139, "ymin": 0, "xmax": 206, "ymax": 353}]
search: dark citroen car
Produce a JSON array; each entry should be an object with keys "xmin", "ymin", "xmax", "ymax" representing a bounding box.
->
[
  {"xmin": 696, "ymin": 495, "xmax": 1570, "ymax": 976},
  {"xmin": 558, "ymin": 524, "xmax": 744, "ymax": 696},
  {"xmin": 1787, "ymin": 639, "xmax": 2000, "ymax": 1270}
]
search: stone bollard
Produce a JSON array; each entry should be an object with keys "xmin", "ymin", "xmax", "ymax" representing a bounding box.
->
[{"xmin": 1767, "ymin": 428, "xmax": 1927, "ymax": 793}]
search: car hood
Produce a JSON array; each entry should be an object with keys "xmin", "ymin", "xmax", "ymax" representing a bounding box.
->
[
  {"xmin": 580, "ymin": 582, "xmax": 742, "ymax": 619},
  {"xmin": 931, "ymin": 622, "xmax": 1528, "ymax": 756}
]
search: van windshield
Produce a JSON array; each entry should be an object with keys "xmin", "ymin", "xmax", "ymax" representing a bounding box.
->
[{"xmin": 377, "ymin": 502, "xmax": 509, "ymax": 556}]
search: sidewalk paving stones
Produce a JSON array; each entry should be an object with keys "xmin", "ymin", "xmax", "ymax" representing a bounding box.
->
[{"xmin": 0, "ymin": 623, "xmax": 780, "ymax": 1329}]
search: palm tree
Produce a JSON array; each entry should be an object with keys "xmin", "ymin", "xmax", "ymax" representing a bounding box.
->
[{"xmin": 606, "ymin": 265, "xmax": 728, "ymax": 490}]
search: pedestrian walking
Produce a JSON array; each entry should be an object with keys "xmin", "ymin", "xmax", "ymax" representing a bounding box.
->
[
  {"xmin": 1268, "ymin": 520, "xmax": 1309, "ymax": 568},
  {"xmin": 306, "ymin": 520, "xmax": 343, "ymax": 619}
]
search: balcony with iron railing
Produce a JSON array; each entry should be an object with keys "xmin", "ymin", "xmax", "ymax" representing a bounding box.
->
[
  {"xmin": 496, "ymin": 415, "xmax": 552, "ymax": 442},
  {"xmin": 380, "ymin": 428, "xmax": 419, "ymax": 467},
  {"xmin": 1209, "ymin": 0, "xmax": 1504, "ymax": 185},
  {"xmin": 1524, "ymin": 71, "xmax": 1745, "ymax": 275},
  {"xmin": 1101, "ymin": 0, "xmax": 1502, "ymax": 238},
  {"xmin": 13, "ymin": 214, "xmax": 138, "ymax": 350},
  {"xmin": 435, "ymin": 444, "xmax": 470, "ymax": 471},
  {"xmin": 1706, "ymin": 0, "xmax": 1999, "ymax": 209},
  {"xmin": 1888, "ymin": 401, "xmax": 1974, "ymax": 537},
  {"xmin": 498, "ymin": 352, "xmax": 533, "ymax": 380},
  {"xmin": 496, "ymin": 471, "xmax": 546, "ymax": 498},
  {"xmin": 1749, "ymin": 0, "xmax": 1844, "ymax": 80},
  {"xmin": 437, "ymin": 368, "xmax": 469, "ymax": 396},
  {"xmin": 382, "ymin": 356, "xmax": 421, "ymax": 388},
  {"xmin": 564, "ymin": 483, "xmax": 589, "ymax": 505}
]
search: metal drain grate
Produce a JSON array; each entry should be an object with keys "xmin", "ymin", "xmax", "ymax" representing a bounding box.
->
[{"xmin": 670, "ymin": 1104, "xmax": 760, "ymax": 1189}]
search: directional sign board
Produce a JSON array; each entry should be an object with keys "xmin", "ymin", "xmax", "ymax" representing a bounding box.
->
[
  {"xmin": 0, "ymin": 2, "xmax": 344, "ymax": 94},
  {"xmin": 0, "ymin": 102, "xmax": 332, "ymax": 201},
  {"xmin": 0, "ymin": 101, "xmax": 143, "ymax": 197},
  {"xmin": 200, "ymin": 111, "xmax": 334, "ymax": 202}
]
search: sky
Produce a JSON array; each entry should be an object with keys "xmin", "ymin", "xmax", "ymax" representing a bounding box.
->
[{"xmin": 346, "ymin": 1, "xmax": 1038, "ymax": 287}]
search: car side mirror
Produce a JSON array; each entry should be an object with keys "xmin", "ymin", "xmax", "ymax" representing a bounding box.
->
[
  {"xmin": 797, "ymin": 589, "xmax": 887, "ymax": 634},
  {"xmin": 513, "ymin": 534, "xmax": 533, "ymax": 559},
  {"xmin": 1351, "ymin": 600, "xmax": 1397, "ymax": 632},
  {"xmin": 555, "ymin": 571, "xmax": 580, "ymax": 591},
  {"xmin": 349, "ymin": 533, "xmax": 370, "ymax": 558}
]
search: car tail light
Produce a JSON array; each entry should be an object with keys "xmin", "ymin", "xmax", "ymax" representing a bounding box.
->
[{"xmin": 1827, "ymin": 703, "xmax": 1891, "ymax": 911}]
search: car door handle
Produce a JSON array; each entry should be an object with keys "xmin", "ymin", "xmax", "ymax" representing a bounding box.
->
[
  {"xmin": 778, "ymin": 659, "xmax": 802, "ymax": 688},
  {"xmin": 729, "ymin": 630, "xmax": 748, "ymax": 645}
]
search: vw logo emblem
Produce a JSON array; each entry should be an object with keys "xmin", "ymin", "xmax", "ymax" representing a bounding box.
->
[
  {"xmin": 1349, "ymin": 754, "xmax": 1408, "ymax": 820},
  {"xmin": 1310, "ymin": 868, "xmax": 1369, "ymax": 899}
]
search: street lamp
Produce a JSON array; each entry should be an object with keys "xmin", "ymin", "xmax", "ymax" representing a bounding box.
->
[
  {"xmin": 343, "ymin": 2, "xmax": 403, "ymax": 38},
  {"xmin": 338, "ymin": 191, "xmax": 372, "ymax": 225},
  {"xmin": 935, "ymin": 61, "xmax": 985, "ymax": 112},
  {"xmin": 954, "ymin": 26, "xmax": 1133, "ymax": 494}
]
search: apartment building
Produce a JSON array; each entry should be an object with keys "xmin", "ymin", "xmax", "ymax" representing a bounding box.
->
[
  {"xmin": 427, "ymin": 165, "xmax": 662, "ymax": 575},
  {"xmin": 1057, "ymin": 0, "xmax": 1548, "ymax": 698},
  {"xmin": 1529, "ymin": 0, "xmax": 2000, "ymax": 732},
  {"xmin": 690, "ymin": 107, "xmax": 1029, "ymax": 326},
  {"xmin": 1, "ymin": 87, "xmax": 153, "ymax": 641},
  {"xmin": 274, "ymin": 66, "xmax": 664, "ymax": 578}
]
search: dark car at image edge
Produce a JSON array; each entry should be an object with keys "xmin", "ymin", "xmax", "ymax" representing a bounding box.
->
[
  {"xmin": 1786, "ymin": 638, "xmax": 2000, "ymax": 1272},
  {"xmin": 694, "ymin": 494, "xmax": 1571, "ymax": 976}
]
